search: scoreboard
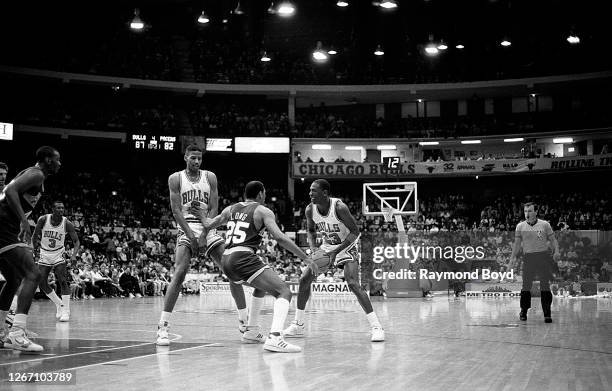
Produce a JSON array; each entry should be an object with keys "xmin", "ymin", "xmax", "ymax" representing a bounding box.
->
[{"xmin": 131, "ymin": 134, "xmax": 177, "ymax": 151}]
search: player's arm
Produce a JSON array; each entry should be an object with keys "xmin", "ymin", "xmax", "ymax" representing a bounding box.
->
[
  {"xmin": 3, "ymin": 168, "xmax": 44, "ymax": 243},
  {"xmin": 327, "ymin": 201, "xmax": 360, "ymax": 257},
  {"xmin": 206, "ymin": 171, "xmax": 219, "ymax": 219},
  {"xmin": 203, "ymin": 205, "xmax": 232, "ymax": 230},
  {"xmin": 32, "ymin": 215, "xmax": 46, "ymax": 254},
  {"xmin": 305, "ymin": 204, "xmax": 318, "ymax": 254},
  {"xmin": 66, "ymin": 220, "xmax": 81, "ymax": 265},
  {"xmin": 546, "ymin": 222, "xmax": 561, "ymax": 261},
  {"xmin": 169, "ymin": 173, "xmax": 198, "ymax": 252},
  {"xmin": 259, "ymin": 206, "xmax": 309, "ymax": 262}
]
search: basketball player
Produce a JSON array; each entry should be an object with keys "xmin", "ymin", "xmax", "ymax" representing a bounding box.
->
[
  {"xmin": 203, "ymin": 181, "xmax": 316, "ymax": 352},
  {"xmin": 284, "ymin": 179, "xmax": 385, "ymax": 342},
  {"xmin": 510, "ymin": 202, "xmax": 560, "ymax": 323},
  {"xmin": 0, "ymin": 146, "xmax": 61, "ymax": 352},
  {"xmin": 156, "ymin": 144, "xmax": 248, "ymax": 345},
  {"xmin": 32, "ymin": 201, "xmax": 80, "ymax": 322}
]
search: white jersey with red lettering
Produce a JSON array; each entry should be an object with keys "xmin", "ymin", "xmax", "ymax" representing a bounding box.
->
[
  {"xmin": 311, "ymin": 197, "xmax": 359, "ymax": 265},
  {"xmin": 39, "ymin": 214, "xmax": 67, "ymax": 267}
]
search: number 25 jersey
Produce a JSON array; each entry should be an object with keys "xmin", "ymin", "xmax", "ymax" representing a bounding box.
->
[
  {"xmin": 311, "ymin": 198, "xmax": 350, "ymax": 252},
  {"xmin": 225, "ymin": 201, "xmax": 264, "ymax": 250}
]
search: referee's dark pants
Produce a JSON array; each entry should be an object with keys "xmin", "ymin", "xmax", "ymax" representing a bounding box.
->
[{"xmin": 520, "ymin": 251, "xmax": 553, "ymax": 317}]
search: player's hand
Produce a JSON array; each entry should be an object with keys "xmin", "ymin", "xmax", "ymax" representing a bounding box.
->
[
  {"xmin": 202, "ymin": 217, "xmax": 214, "ymax": 230},
  {"xmin": 553, "ymin": 252, "xmax": 561, "ymax": 262},
  {"xmin": 19, "ymin": 219, "xmax": 32, "ymax": 243},
  {"xmin": 189, "ymin": 201, "xmax": 209, "ymax": 219},
  {"xmin": 509, "ymin": 255, "xmax": 517, "ymax": 270}
]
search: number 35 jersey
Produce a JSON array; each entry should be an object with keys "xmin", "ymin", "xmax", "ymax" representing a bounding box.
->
[
  {"xmin": 225, "ymin": 201, "xmax": 265, "ymax": 250},
  {"xmin": 311, "ymin": 198, "xmax": 351, "ymax": 253}
]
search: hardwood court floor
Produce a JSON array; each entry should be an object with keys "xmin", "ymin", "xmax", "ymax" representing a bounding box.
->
[{"xmin": 1, "ymin": 294, "xmax": 611, "ymax": 391}]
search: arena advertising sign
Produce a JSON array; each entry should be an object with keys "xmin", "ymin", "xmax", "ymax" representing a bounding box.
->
[
  {"xmin": 293, "ymin": 159, "xmax": 536, "ymax": 178},
  {"xmin": 201, "ymin": 282, "xmax": 352, "ymax": 296},
  {"xmin": 535, "ymin": 153, "xmax": 612, "ymax": 171},
  {"xmin": 597, "ymin": 283, "xmax": 612, "ymax": 297},
  {"xmin": 465, "ymin": 282, "xmax": 522, "ymax": 298},
  {"xmin": 292, "ymin": 154, "xmax": 612, "ymax": 178}
]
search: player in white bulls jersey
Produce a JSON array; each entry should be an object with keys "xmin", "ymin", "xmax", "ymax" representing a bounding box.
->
[
  {"xmin": 284, "ymin": 179, "xmax": 385, "ymax": 342},
  {"xmin": 156, "ymin": 144, "xmax": 247, "ymax": 345},
  {"xmin": 32, "ymin": 201, "xmax": 80, "ymax": 322}
]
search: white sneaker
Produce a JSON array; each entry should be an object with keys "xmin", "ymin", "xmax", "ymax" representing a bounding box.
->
[
  {"xmin": 371, "ymin": 326, "xmax": 385, "ymax": 342},
  {"xmin": 89, "ymin": 295, "xmax": 95, "ymax": 300},
  {"xmin": 0, "ymin": 325, "xmax": 9, "ymax": 348},
  {"xmin": 242, "ymin": 326, "xmax": 266, "ymax": 344},
  {"xmin": 282, "ymin": 320, "xmax": 305, "ymax": 338},
  {"xmin": 263, "ymin": 335, "xmax": 301, "ymax": 353},
  {"xmin": 128, "ymin": 293, "xmax": 135, "ymax": 298},
  {"xmin": 4, "ymin": 326, "xmax": 44, "ymax": 352},
  {"xmin": 156, "ymin": 323, "xmax": 170, "ymax": 346},
  {"xmin": 135, "ymin": 293, "xmax": 142, "ymax": 298},
  {"xmin": 59, "ymin": 309, "xmax": 70, "ymax": 322}
]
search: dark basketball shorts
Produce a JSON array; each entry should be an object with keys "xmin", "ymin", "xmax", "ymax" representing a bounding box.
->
[
  {"xmin": 221, "ymin": 246, "xmax": 269, "ymax": 285},
  {"xmin": 522, "ymin": 251, "xmax": 554, "ymax": 283},
  {"xmin": 0, "ymin": 209, "xmax": 29, "ymax": 257}
]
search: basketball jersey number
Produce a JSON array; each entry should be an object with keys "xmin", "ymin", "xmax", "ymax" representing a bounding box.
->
[
  {"xmin": 48, "ymin": 238, "xmax": 57, "ymax": 248},
  {"xmin": 322, "ymin": 232, "xmax": 342, "ymax": 245},
  {"xmin": 226, "ymin": 221, "xmax": 250, "ymax": 245}
]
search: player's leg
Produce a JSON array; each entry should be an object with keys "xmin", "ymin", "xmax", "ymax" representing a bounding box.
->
[
  {"xmin": 0, "ymin": 259, "xmax": 20, "ymax": 339},
  {"xmin": 3, "ymin": 247, "xmax": 43, "ymax": 351},
  {"xmin": 344, "ymin": 260, "xmax": 385, "ymax": 341},
  {"xmin": 53, "ymin": 262, "xmax": 71, "ymax": 321},
  {"xmin": 248, "ymin": 268, "xmax": 301, "ymax": 353},
  {"xmin": 156, "ymin": 244, "xmax": 191, "ymax": 346},
  {"xmin": 520, "ymin": 256, "xmax": 535, "ymax": 321},
  {"xmin": 241, "ymin": 286, "xmax": 267, "ymax": 344},
  {"xmin": 283, "ymin": 257, "xmax": 328, "ymax": 337},
  {"xmin": 38, "ymin": 263, "xmax": 63, "ymax": 319},
  {"xmin": 208, "ymin": 243, "xmax": 249, "ymax": 331},
  {"xmin": 538, "ymin": 255, "xmax": 554, "ymax": 323}
]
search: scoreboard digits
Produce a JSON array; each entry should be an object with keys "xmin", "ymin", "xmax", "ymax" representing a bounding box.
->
[{"xmin": 131, "ymin": 134, "xmax": 176, "ymax": 151}]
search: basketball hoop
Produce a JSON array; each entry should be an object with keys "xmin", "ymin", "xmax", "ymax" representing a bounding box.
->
[{"xmin": 382, "ymin": 208, "xmax": 395, "ymax": 223}]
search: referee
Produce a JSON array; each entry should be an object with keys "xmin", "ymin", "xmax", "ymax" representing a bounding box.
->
[{"xmin": 510, "ymin": 202, "xmax": 560, "ymax": 323}]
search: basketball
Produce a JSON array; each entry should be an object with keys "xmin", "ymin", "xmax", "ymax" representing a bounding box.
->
[{"xmin": 311, "ymin": 248, "xmax": 331, "ymax": 265}]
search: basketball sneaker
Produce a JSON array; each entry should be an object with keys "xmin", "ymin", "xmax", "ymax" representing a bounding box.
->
[
  {"xmin": 263, "ymin": 334, "xmax": 301, "ymax": 353},
  {"xmin": 4, "ymin": 326, "xmax": 43, "ymax": 352},
  {"xmin": 59, "ymin": 309, "xmax": 70, "ymax": 322},
  {"xmin": 0, "ymin": 325, "xmax": 9, "ymax": 348},
  {"xmin": 519, "ymin": 310, "xmax": 527, "ymax": 321},
  {"xmin": 156, "ymin": 323, "xmax": 170, "ymax": 346},
  {"xmin": 242, "ymin": 326, "xmax": 266, "ymax": 344},
  {"xmin": 544, "ymin": 316, "xmax": 553, "ymax": 323},
  {"xmin": 282, "ymin": 320, "xmax": 305, "ymax": 338},
  {"xmin": 371, "ymin": 326, "xmax": 385, "ymax": 342}
]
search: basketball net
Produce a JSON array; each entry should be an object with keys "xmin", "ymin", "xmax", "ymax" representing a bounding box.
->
[{"xmin": 382, "ymin": 208, "xmax": 406, "ymax": 234}]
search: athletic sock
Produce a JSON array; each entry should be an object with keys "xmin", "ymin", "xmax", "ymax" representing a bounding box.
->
[
  {"xmin": 294, "ymin": 309, "xmax": 305, "ymax": 324},
  {"xmin": 159, "ymin": 311, "xmax": 171, "ymax": 326},
  {"xmin": 366, "ymin": 312, "xmax": 382, "ymax": 328},
  {"xmin": 270, "ymin": 298, "xmax": 290, "ymax": 333},
  {"xmin": 248, "ymin": 296, "xmax": 265, "ymax": 327},
  {"xmin": 46, "ymin": 290, "xmax": 63, "ymax": 308},
  {"xmin": 13, "ymin": 314, "xmax": 27, "ymax": 329},
  {"xmin": 237, "ymin": 308, "xmax": 248, "ymax": 323}
]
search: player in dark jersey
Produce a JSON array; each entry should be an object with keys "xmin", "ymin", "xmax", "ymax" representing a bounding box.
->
[
  {"xmin": 0, "ymin": 146, "xmax": 61, "ymax": 352},
  {"xmin": 203, "ymin": 181, "xmax": 317, "ymax": 353}
]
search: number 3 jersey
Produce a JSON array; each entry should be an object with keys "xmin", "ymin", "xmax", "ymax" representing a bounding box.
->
[
  {"xmin": 225, "ymin": 201, "xmax": 264, "ymax": 250},
  {"xmin": 311, "ymin": 198, "xmax": 351, "ymax": 253},
  {"xmin": 40, "ymin": 214, "xmax": 67, "ymax": 264}
]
